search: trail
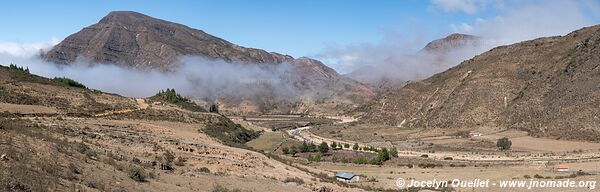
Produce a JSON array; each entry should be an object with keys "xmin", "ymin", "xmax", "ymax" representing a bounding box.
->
[{"xmin": 93, "ymin": 98, "xmax": 148, "ymax": 117}]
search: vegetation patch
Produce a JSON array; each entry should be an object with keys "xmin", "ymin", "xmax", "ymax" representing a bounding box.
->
[
  {"xmin": 150, "ymin": 88, "xmax": 206, "ymax": 112},
  {"xmin": 53, "ymin": 77, "xmax": 87, "ymax": 89},
  {"xmin": 201, "ymin": 115, "xmax": 259, "ymax": 146}
]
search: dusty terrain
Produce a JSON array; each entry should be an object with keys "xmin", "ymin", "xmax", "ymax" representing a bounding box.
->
[{"xmin": 0, "ymin": 65, "xmax": 361, "ymax": 192}]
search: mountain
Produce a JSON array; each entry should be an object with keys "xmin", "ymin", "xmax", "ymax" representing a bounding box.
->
[
  {"xmin": 345, "ymin": 33, "xmax": 482, "ymax": 91},
  {"xmin": 43, "ymin": 11, "xmax": 292, "ymax": 69},
  {"xmin": 354, "ymin": 25, "xmax": 600, "ymax": 141},
  {"xmin": 43, "ymin": 11, "xmax": 373, "ymax": 115},
  {"xmin": 421, "ymin": 33, "xmax": 480, "ymax": 53}
]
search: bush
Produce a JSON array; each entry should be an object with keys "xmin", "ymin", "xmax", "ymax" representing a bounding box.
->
[
  {"xmin": 197, "ymin": 167, "xmax": 211, "ymax": 173},
  {"xmin": 390, "ymin": 147, "xmax": 398, "ymax": 158},
  {"xmin": 308, "ymin": 154, "xmax": 321, "ymax": 162},
  {"xmin": 160, "ymin": 151, "xmax": 175, "ymax": 170},
  {"xmin": 352, "ymin": 143, "xmax": 359, "ymax": 150},
  {"xmin": 497, "ymin": 137, "xmax": 512, "ymax": 150},
  {"xmin": 128, "ymin": 167, "xmax": 147, "ymax": 182},
  {"xmin": 352, "ymin": 156, "xmax": 368, "ymax": 164},
  {"xmin": 53, "ymin": 77, "xmax": 86, "ymax": 89},
  {"xmin": 283, "ymin": 177, "xmax": 305, "ymax": 185},
  {"xmin": 318, "ymin": 142, "xmax": 329, "ymax": 154},
  {"xmin": 211, "ymin": 184, "xmax": 246, "ymax": 192}
]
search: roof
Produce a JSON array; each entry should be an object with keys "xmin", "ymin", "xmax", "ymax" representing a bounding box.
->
[
  {"xmin": 335, "ymin": 172, "xmax": 355, "ymax": 180},
  {"xmin": 556, "ymin": 164, "xmax": 569, "ymax": 169}
]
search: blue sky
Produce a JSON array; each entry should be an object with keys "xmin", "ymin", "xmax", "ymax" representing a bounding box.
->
[
  {"xmin": 0, "ymin": 0, "xmax": 500, "ymax": 57},
  {"xmin": 1, "ymin": 0, "xmax": 599, "ymax": 73}
]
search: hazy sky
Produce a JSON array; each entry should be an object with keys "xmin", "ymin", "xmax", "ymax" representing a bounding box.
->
[{"xmin": 0, "ymin": 0, "xmax": 599, "ymax": 73}]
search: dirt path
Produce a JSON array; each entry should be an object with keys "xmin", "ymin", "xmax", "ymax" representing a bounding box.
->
[{"xmin": 93, "ymin": 98, "xmax": 148, "ymax": 117}]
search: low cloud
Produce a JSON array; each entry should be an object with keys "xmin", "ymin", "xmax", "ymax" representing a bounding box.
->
[
  {"xmin": 317, "ymin": 0, "xmax": 598, "ymax": 87},
  {"xmin": 0, "ymin": 49, "xmax": 301, "ymax": 102}
]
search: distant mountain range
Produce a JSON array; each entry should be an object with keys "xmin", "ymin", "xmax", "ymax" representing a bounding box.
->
[
  {"xmin": 354, "ymin": 25, "xmax": 600, "ymax": 141},
  {"xmin": 42, "ymin": 11, "xmax": 373, "ymax": 115},
  {"xmin": 345, "ymin": 33, "xmax": 483, "ymax": 91}
]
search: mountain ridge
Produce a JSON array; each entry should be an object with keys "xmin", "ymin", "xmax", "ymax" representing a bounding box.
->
[{"xmin": 353, "ymin": 25, "xmax": 600, "ymax": 141}]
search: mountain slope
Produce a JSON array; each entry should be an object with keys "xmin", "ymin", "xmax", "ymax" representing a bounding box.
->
[
  {"xmin": 0, "ymin": 65, "xmax": 352, "ymax": 191},
  {"xmin": 42, "ymin": 11, "xmax": 373, "ymax": 115},
  {"xmin": 355, "ymin": 25, "xmax": 600, "ymax": 141},
  {"xmin": 43, "ymin": 11, "xmax": 292, "ymax": 69}
]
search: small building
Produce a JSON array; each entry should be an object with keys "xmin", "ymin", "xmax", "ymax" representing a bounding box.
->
[
  {"xmin": 468, "ymin": 131, "xmax": 482, "ymax": 137},
  {"xmin": 555, "ymin": 163, "xmax": 570, "ymax": 172},
  {"xmin": 335, "ymin": 172, "xmax": 360, "ymax": 182}
]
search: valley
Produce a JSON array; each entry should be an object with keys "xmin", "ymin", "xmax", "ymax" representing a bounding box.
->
[{"xmin": 2, "ymin": 5, "xmax": 600, "ymax": 192}]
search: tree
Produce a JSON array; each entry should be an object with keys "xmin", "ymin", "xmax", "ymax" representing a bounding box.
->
[
  {"xmin": 352, "ymin": 143, "xmax": 359, "ymax": 150},
  {"xmin": 496, "ymin": 137, "xmax": 512, "ymax": 150},
  {"xmin": 282, "ymin": 146, "xmax": 290, "ymax": 155},
  {"xmin": 318, "ymin": 142, "xmax": 329, "ymax": 154},
  {"xmin": 160, "ymin": 151, "xmax": 175, "ymax": 170},
  {"xmin": 379, "ymin": 148, "xmax": 390, "ymax": 161},
  {"xmin": 290, "ymin": 145, "xmax": 298, "ymax": 156},
  {"xmin": 390, "ymin": 147, "xmax": 399, "ymax": 158},
  {"xmin": 300, "ymin": 141, "xmax": 310, "ymax": 153},
  {"xmin": 209, "ymin": 104, "xmax": 219, "ymax": 113},
  {"xmin": 344, "ymin": 143, "xmax": 350, "ymax": 148},
  {"xmin": 308, "ymin": 142, "xmax": 317, "ymax": 152},
  {"xmin": 330, "ymin": 142, "xmax": 337, "ymax": 149}
]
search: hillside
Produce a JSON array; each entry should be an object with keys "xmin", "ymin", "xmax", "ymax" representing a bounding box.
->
[
  {"xmin": 354, "ymin": 25, "xmax": 600, "ymax": 141},
  {"xmin": 42, "ymin": 11, "xmax": 373, "ymax": 115},
  {"xmin": 0, "ymin": 64, "xmax": 360, "ymax": 191}
]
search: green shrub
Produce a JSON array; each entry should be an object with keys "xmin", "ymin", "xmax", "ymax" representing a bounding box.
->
[
  {"xmin": 152, "ymin": 88, "xmax": 206, "ymax": 112},
  {"xmin": 497, "ymin": 137, "xmax": 512, "ymax": 150},
  {"xmin": 53, "ymin": 77, "xmax": 86, "ymax": 89},
  {"xmin": 318, "ymin": 142, "xmax": 329, "ymax": 154},
  {"xmin": 197, "ymin": 167, "xmax": 210, "ymax": 173},
  {"xmin": 283, "ymin": 177, "xmax": 305, "ymax": 185},
  {"xmin": 128, "ymin": 167, "xmax": 146, "ymax": 182}
]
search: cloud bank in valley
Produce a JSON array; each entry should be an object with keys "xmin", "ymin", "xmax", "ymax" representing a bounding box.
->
[
  {"xmin": 0, "ymin": 44, "xmax": 300, "ymax": 101},
  {"xmin": 317, "ymin": 0, "xmax": 600, "ymax": 86}
]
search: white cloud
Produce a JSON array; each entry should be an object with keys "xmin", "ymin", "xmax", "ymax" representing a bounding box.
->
[
  {"xmin": 0, "ymin": 38, "xmax": 59, "ymax": 58},
  {"xmin": 431, "ymin": 0, "xmax": 489, "ymax": 14},
  {"xmin": 453, "ymin": 0, "xmax": 596, "ymax": 44}
]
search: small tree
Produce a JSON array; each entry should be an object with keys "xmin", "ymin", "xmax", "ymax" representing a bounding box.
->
[
  {"xmin": 282, "ymin": 146, "xmax": 290, "ymax": 155},
  {"xmin": 330, "ymin": 142, "xmax": 337, "ymax": 149},
  {"xmin": 128, "ymin": 167, "xmax": 146, "ymax": 182},
  {"xmin": 308, "ymin": 142, "xmax": 317, "ymax": 152},
  {"xmin": 344, "ymin": 143, "xmax": 350, "ymax": 148},
  {"xmin": 496, "ymin": 137, "xmax": 512, "ymax": 150},
  {"xmin": 318, "ymin": 142, "xmax": 329, "ymax": 154},
  {"xmin": 290, "ymin": 145, "xmax": 298, "ymax": 156},
  {"xmin": 352, "ymin": 143, "xmax": 359, "ymax": 150},
  {"xmin": 300, "ymin": 141, "xmax": 309, "ymax": 153},
  {"xmin": 209, "ymin": 104, "xmax": 219, "ymax": 113},
  {"xmin": 160, "ymin": 151, "xmax": 175, "ymax": 170},
  {"xmin": 390, "ymin": 147, "xmax": 399, "ymax": 158}
]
